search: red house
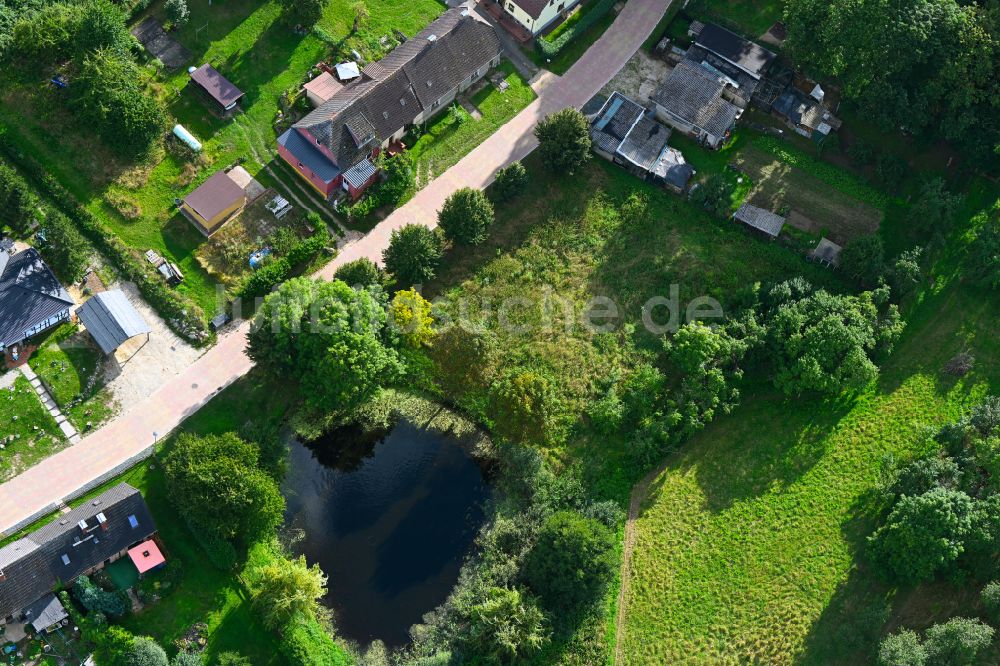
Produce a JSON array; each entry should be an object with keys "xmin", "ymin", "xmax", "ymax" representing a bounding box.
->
[{"xmin": 277, "ymin": 8, "xmax": 502, "ymax": 201}]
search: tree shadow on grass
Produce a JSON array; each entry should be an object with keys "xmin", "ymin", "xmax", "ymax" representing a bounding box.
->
[{"xmin": 651, "ymin": 387, "xmax": 853, "ymax": 514}]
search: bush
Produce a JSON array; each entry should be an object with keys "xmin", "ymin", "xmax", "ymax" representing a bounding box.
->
[
  {"xmin": 534, "ymin": 108, "xmax": 591, "ymax": 175},
  {"xmin": 239, "ymin": 257, "xmax": 291, "ymax": 300},
  {"xmin": 523, "ymin": 510, "xmax": 616, "ymax": 622},
  {"xmin": 466, "ymin": 587, "xmax": 549, "ymax": 662},
  {"xmin": 4, "ymin": 3, "xmax": 84, "ymax": 73},
  {"xmin": 333, "ymin": 257, "xmax": 384, "ymax": 288},
  {"xmin": 848, "ymin": 139, "xmax": 875, "ymax": 166},
  {"xmin": 0, "ymin": 162, "xmax": 40, "ymax": 233},
  {"xmin": 489, "ymin": 369, "xmax": 563, "ymax": 446},
  {"xmin": 75, "ymin": 0, "xmax": 132, "ymax": 57},
  {"xmin": 492, "ymin": 161, "xmax": 528, "ymax": 202},
  {"xmin": 279, "ymin": 0, "xmax": 324, "ymax": 27},
  {"xmin": 39, "ymin": 210, "xmax": 92, "ymax": 281},
  {"xmin": 73, "ymin": 574, "xmax": 129, "ymax": 617},
  {"xmin": 171, "ymin": 652, "xmax": 202, "ymax": 666},
  {"xmin": 127, "ymin": 637, "xmax": 169, "ymax": 666},
  {"xmin": 878, "ymin": 630, "xmax": 926, "ymax": 666},
  {"xmin": 535, "ymin": 0, "xmax": 617, "ymax": 59},
  {"xmin": 923, "ymin": 617, "xmax": 994, "ymax": 666},
  {"xmin": 382, "ymin": 224, "xmax": 442, "ymax": 286},
  {"xmin": 438, "ymin": 187, "xmax": 494, "ymax": 245},
  {"xmin": 969, "ymin": 210, "xmax": 1000, "ymax": 290},
  {"xmin": 279, "ymin": 614, "xmax": 352, "ymax": 666},
  {"xmin": 690, "ymin": 172, "xmax": 736, "ymax": 218},
  {"xmin": 390, "ymin": 288, "xmax": 435, "ymax": 348},
  {"xmin": 874, "ymin": 152, "xmax": 907, "ymax": 193},
  {"xmin": 890, "ymin": 456, "xmax": 961, "ymax": 498}
]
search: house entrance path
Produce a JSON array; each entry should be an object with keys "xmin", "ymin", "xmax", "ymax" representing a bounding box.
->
[{"xmin": 0, "ymin": 0, "xmax": 672, "ymax": 536}]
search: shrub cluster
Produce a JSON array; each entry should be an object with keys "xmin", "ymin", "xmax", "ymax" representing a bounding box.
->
[{"xmin": 237, "ymin": 221, "xmax": 328, "ymax": 300}]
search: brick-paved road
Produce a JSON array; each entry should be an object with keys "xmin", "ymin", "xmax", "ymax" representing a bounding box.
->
[{"xmin": 0, "ymin": 0, "xmax": 669, "ymax": 535}]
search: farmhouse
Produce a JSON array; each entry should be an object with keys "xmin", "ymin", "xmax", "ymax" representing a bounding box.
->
[
  {"xmin": 0, "ymin": 243, "xmax": 74, "ymax": 358},
  {"xmin": 188, "ymin": 64, "xmax": 244, "ymax": 117},
  {"xmin": 498, "ymin": 0, "xmax": 583, "ymax": 37},
  {"xmin": 590, "ymin": 91, "xmax": 692, "ymax": 191},
  {"xmin": 0, "ymin": 483, "xmax": 159, "ymax": 632},
  {"xmin": 651, "ymin": 60, "xmax": 743, "ymax": 149},
  {"xmin": 180, "ymin": 169, "xmax": 249, "ymax": 236},
  {"xmin": 278, "ymin": 8, "xmax": 502, "ymax": 201},
  {"xmin": 733, "ymin": 202, "xmax": 785, "ymax": 239}
]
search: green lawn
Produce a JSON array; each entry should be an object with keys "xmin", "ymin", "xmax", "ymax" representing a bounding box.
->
[
  {"xmin": 408, "ymin": 60, "xmax": 536, "ymax": 186},
  {"xmin": 619, "ymin": 168, "xmax": 1000, "ymax": 664},
  {"xmin": 0, "ymin": 375, "xmax": 65, "ymax": 482},
  {"xmin": 687, "ymin": 0, "xmax": 785, "ymax": 37},
  {"xmin": 28, "ymin": 324, "xmax": 115, "ymax": 431},
  {"xmin": 0, "ymin": 0, "xmax": 446, "ymax": 317}
]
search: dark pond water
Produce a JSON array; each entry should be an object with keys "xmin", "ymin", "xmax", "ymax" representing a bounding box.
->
[{"xmin": 282, "ymin": 420, "xmax": 491, "ymax": 647}]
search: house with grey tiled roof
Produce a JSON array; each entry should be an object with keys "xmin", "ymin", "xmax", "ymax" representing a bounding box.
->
[
  {"xmin": 0, "ymin": 244, "xmax": 74, "ymax": 357},
  {"xmin": 277, "ymin": 8, "xmax": 502, "ymax": 201},
  {"xmin": 0, "ymin": 483, "xmax": 159, "ymax": 633},
  {"xmin": 651, "ymin": 60, "xmax": 743, "ymax": 150}
]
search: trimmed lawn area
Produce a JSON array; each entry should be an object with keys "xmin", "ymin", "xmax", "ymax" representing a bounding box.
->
[
  {"xmin": 28, "ymin": 324, "xmax": 116, "ymax": 432},
  {"xmin": 0, "ymin": 0, "xmax": 447, "ymax": 317},
  {"xmin": 408, "ymin": 60, "xmax": 536, "ymax": 187},
  {"xmin": 533, "ymin": 9, "xmax": 616, "ymax": 75},
  {"xmin": 0, "ymin": 374, "xmax": 65, "ymax": 482}
]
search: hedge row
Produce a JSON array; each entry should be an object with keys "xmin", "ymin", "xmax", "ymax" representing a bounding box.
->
[
  {"xmin": 237, "ymin": 221, "xmax": 330, "ymax": 300},
  {"xmin": 751, "ymin": 135, "xmax": 892, "ymax": 210},
  {"xmin": 0, "ymin": 131, "xmax": 211, "ymax": 345},
  {"xmin": 536, "ymin": 0, "xmax": 618, "ymax": 59}
]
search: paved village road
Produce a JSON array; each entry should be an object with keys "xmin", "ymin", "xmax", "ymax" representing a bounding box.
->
[{"xmin": 0, "ymin": 0, "xmax": 670, "ymax": 535}]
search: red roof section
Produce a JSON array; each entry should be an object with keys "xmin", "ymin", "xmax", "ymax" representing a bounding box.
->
[
  {"xmin": 303, "ymin": 71, "xmax": 344, "ymax": 103},
  {"xmin": 127, "ymin": 539, "xmax": 165, "ymax": 574}
]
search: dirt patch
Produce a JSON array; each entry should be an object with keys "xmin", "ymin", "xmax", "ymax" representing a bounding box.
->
[
  {"xmin": 600, "ymin": 50, "xmax": 669, "ymax": 106},
  {"xmin": 733, "ymin": 146, "xmax": 883, "ymax": 245}
]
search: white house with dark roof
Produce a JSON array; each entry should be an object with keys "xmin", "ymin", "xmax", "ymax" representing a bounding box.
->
[
  {"xmin": 0, "ymin": 243, "xmax": 74, "ymax": 358},
  {"xmin": 500, "ymin": 0, "xmax": 582, "ymax": 36},
  {"xmin": 277, "ymin": 8, "xmax": 502, "ymax": 201}
]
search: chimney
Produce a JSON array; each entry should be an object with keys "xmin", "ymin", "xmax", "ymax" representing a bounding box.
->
[
  {"xmin": 427, "ymin": 34, "xmax": 438, "ymax": 42},
  {"xmin": 96, "ymin": 512, "xmax": 108, "ymax": 530},
  {"xmin": 0, "ymin": 570, "xmax": 6, "ymax": 582}
]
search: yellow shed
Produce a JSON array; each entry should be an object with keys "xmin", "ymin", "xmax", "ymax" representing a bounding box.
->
[{"xmin": 180, "ymin": 170, "xmax": 247, "ymax": 236}]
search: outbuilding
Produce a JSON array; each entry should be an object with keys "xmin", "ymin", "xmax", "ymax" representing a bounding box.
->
[
  {"xmin": 733, "ymin": 203, "xmax": 785, "ymax": 239},
  {"xmin": 180, "ymin": 170, "xmax": 248, "ymax": 236},
  {"xmin": 77, "ymin": 290, "xmax": 151, "ymax": 360},
  {"xmin": 189, "ymin": 64, "xmax": 244, "ymax": 116},
  {"xmin": 303, "ymin": 71, "xmax": 344, "ymax": 107}
]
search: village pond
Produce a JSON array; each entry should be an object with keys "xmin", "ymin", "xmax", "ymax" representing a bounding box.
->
[{"xmin": 282, "ymin": 419, "xmax": 491, "ymax": 647}]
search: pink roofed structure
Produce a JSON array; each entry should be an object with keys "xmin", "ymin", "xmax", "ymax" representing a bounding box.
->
[{"xmin": 127, "ymin": 540, "xmax": 166, "ymax": 574}]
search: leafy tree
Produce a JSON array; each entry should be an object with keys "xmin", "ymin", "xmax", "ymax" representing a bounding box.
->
[
  {"xmin": 333, "ymin": 257, "xmax": 385, "ymax": 288},
  {"xmin": 5, "ymin": 2, "xmax": 84, "ymax": 72},
  {"xmin": 164, "ymin": 0, "xmax": 190, "ymax": 27},
  {"xmin": 878, "ymin": 630, "xmax": 926, "ymax": 666},
  {"xmin": 868, "ymin": 487, "xmax": 976, "ymax": 583},
  {"xmin": 968, "ymin": 209, "xmax": 1000, "ymax": 289},
  {"xmin": 766, "ymin": 282, "xmax": 903, "ymax": 395},
  {"xmin": 163, "ymin": 432, "xmax": 285, "ymax": 551},
  {"xmin": 889, "ymin": 247, "xmax": 923, "ymax": 297},
  {"xmin": 389, "ymin": 288, "xmax": 434, "ymax": 348},
  {"xmin": 351, "ymin": 0, "xmax": 369, "ymax": 32},
  {"xmin": 0, "ymin": 163, "xmax": 40, "ymax": 233},
  {"xmin": 981, "ymin": 581, "xmax": 1000, "ymax": 621},
  {"xmin": 840, "ymin": 235, "xmax": 885, "ymax": 287},
  {"xmin": 382, "ymin": 224, "xmax": 442, "ymax": 286},
  {"xmin": 251, "ymin": 554, "xmax": 328, "ymax": 630},
  {"xmin": 492, "ymin": 161, "xmax": 528, "ymax": 202},
  {"xmin": 534, "ymin": 108, "xmax": 591, "ymax": 175},
  {"xmin": 126, "ymin": 637, "xmax": 168, "ymax": 666},
  {"xmin": 73, "ymin": 574, "xmax": 129, "ymax": 616},
  {"xmin": 39, "ymin": 211, "xmax": 91, "ymax": 281},
  {"xmin": 438, "ymin": 187, "xmax": 494, "ymax": 245},
  {"xmin": 874, "ymin": 153, "xmax": 907, "ymax": 192},
  {"xmin": 239, "ymin": 257, "xmax": 291, "ymax": 299},
  {"xmin": 689, "ymin": 173, "xmax": 734, "ymax": 217},
  {"xmin": 248, "ymin": 278, "xmax": 401, "ymax": 413},
  {"xmin": 489, "ymin": 369, "xmax": 562, "ymax": 445},
  {"xmin": 912, "ymin": 178, "xmax": 961, "ymax": 236},
  {"xmin": 523, "ymin": 511, "xmax": 615, "ymax": 619},
  {"xmin": 216, "ymin": 653, "xmax": 251, "ymax": 666},
  {"xmin": 923, "ymin": 617, "xmax": 994, "ymax": 666},
  {"xmin": 75, "ymin": 0, "xmax": 131, "ymax": 56},
  {"xmin": 467, "ymin": 587, "xmax": 550, "ymax": 663},
  {"xmin": 847, "ymin": 139, "xmax": 875, "ymax": 166},
  {"xmin": 73, "ymin": 49, "xmax": 166, "ymax": 157},
  {"xmin": 279, "ymin": 0, "xmax": 325, "ymax": 26}
]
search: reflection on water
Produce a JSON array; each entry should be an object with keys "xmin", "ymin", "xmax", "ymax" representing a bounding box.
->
[{"xmin": 283, "ymin": 420, "xmax": 490, "ymax": 647}]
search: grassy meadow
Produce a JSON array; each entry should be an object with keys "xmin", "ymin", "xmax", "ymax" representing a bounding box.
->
[{"xmin": 0, "ymin": 374, "xmax": 65, "ymax": 482}]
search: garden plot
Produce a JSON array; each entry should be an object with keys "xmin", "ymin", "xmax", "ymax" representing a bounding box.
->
[
  {"xmin": 0, "ymin": 375, "xmax": 66, "ymax": 482},
  {"xmin": 732, "ymin": 146, "xmax": 883, "ymax": 244}
]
